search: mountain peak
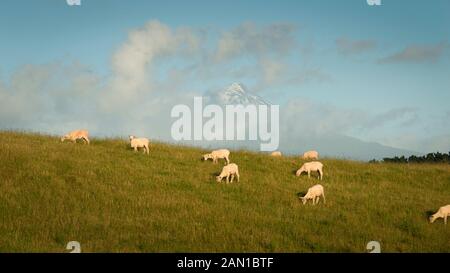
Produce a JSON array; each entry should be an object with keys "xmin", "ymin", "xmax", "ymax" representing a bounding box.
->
[
  {"xmin": 218, "ymin": 83, "xmax": 270, "ymax": 105},
  {"xmin": 227, "ymin": 82, "xmax": 246, "ymax": 94}
]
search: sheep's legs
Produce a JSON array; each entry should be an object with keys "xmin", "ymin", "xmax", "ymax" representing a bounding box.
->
[
  {"xmin": 322, "ymin": 193, "xmax": 326, "ymax": 204},
  {"xmin": 230, "ymin": 175, "xmax": 234, "ymax": 183},
  {"xmin": 236, "ymin": 172, "xmax": 240, "ymax": 182},
  {"xmin": 307, "ymin": 171, "xmax": 311, "ymax": 178},
  {"xmin": 445, "ymin": 215, "xmax": 447, "ymax": 225}
]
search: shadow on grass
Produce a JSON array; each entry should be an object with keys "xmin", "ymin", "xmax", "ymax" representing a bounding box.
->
[
  {"xmin": 296, "ymin": 191, "xmax": 307, "ymax": 198},
  {"xmin": 425, "ymin": 210, "xmax": 435, "ymax": 219}
]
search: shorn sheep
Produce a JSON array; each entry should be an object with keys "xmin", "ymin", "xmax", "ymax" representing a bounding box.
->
[
  {"xmin": 270, "ymin": 151, "xmax": 282, "ymax": 157},
  {"xmin": 303, "ymin": 150, "xmax": 319, "ymax": 160},
  {"xmin": 129, "ymin": 135, "xmax": 150, "ymax": 154},
  {"xmin": 216, "ymin": 163, "xmax": 240, "ymax": 184},
  {"xmin": 296, "ymin": 161, "xmax": 324, "ymax": 180},
  {"xmin": 300, "ymin": 184, "xmax": 325, "ymax": 205},
  {"xmin": 61, "ymin": 130, "xmax": 90, "ymax": 144},
  {"xmin": 203, "ymin": 149, "xmax": 230, "ymax": 164},
  {"xmin": 429, "ymin": 205, "xmax": 450, "ymax": 224}
]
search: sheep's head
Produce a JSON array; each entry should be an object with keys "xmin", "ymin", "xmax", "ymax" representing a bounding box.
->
[
  {"xmin": 203, "ymin": 154, "xmax": 212, "ymax": 161},
  {"xmin": 296, "ymin": 167, "xmax": 304, "ymax": 176},
  {"xmin": 429, "ymin": 214, "xmax": 437, "ymax": 223},
  {"xmin": 129, "ymin": 135, "xmax": 135, "ymax": 141},
  {"xmin": 60, "ymin": 135, "xmax": 68, "ymax": 142},
  {"xmin": 299, "ymin": 197, "xmax": 307, "ymax": 205},
  {"xmin": 216, "ymin": 175, "xmax": 222, "ymax": 182}
]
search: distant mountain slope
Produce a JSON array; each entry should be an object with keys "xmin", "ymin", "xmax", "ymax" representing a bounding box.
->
[{"xmin": 279, "ymin": 133, "xmax": 420, "ymax": 160}]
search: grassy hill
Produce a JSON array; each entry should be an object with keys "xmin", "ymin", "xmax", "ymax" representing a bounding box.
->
[{"xmin": 0, "ymin": 131, "xmax": 449, "ymax": 253}]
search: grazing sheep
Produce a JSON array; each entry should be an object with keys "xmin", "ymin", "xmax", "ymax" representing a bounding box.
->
[
  {"xmin": 61, "ymin": 130, "xmax": 90, "ymax": 144},
  {"xmin": 270, "ymin": 151, "xmax": 282, "ymax": 157},
  {"xmin": 303, "ymin": 150, "xmax": 319, "ymax": 160},
  {"xmin": 129, "ymin": 135, "xmax": 150, "ymax": 154},
  {"xmin": 300, "ymin": 184, "xmax": 325, "ymax": 205},
  {"xmin": 296, "ymin": 161, "xmax": 324, "ymax": 180},
  {"xmin": 429, "ymin": 205, "xmax": 450, "ymax": 224},
  {"xmin": 216, "ymin": 163, "xmax": 240, "ymax": 184},
  {"xmin": 203, "ymin": 149, "xmax": 230, "ymax": 164}
]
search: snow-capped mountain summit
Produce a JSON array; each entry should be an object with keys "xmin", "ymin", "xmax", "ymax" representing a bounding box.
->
[{"xmin": 213, "ymin": 83, "xmax": 271, "ymax": 105}]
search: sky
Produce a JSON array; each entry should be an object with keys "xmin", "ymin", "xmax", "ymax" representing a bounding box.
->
[{"xmin": 0, "ymin": 0, "xmax": 449, "ymax": 158}]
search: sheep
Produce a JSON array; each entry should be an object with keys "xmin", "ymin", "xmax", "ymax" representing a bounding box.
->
[
  {"xmin": 300, "ymin": 184, "xmax": 325, "ymax": 205},
  {"xmin": 61, "ymin": 129, "xmax": 90, "ymax": 144},
  {"xmin": 303, "ymin": 150, "xmax": 319, "ymax": 160},
  {"xmin": 203, "ymin": 149, "xmax": 230, "ymax": 164},
  {"xmin": 429, "ymin": 205, "xmax": 450, "ymax": 224},
  {"xmin": 296, "ymin": 161, "xmax": 324, "ymax": 180},
  {"xmin": 129, "ymin": 135, "xmax": 150, "ymax": 154},
  {"xmin": 216, "ymin": 163, "xmax": 240, "ymax": 184},
  {"xmin": 270, "ymin": 151, "xmax": 282, "ymax": 157}
]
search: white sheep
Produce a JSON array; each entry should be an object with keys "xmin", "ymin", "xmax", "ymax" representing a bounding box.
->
[
  {"xmin": 61, "ymin": 129, "xmax": 90, "ymax": 144},
  {"xmin": 129, "ymin": 135, "xmax": 150, "ymax": 154},
  {"xmin": 303, "ymin": 150, "xmax": 319, "ymax": 160},
  {"xmin": 216, "ymin": 163, "xmax": 240, "ymax": 184},
  {"xmin": 203, "ymin": 149, "xmax": 230, "ymax": 164},
  {"xmin": 296, "ymin": 161, "xmax": 324, "ymax": 180},
  {"xmin": 270, "ymin": 151, "xmax": 282, "ymax": 157},
  {"xmin": 300, "ymin": 184, "xmax": 325, "ymax": 205},
  {"xmin": 429, "ymin": 205, "xmax": 450, "ymax": 224}
]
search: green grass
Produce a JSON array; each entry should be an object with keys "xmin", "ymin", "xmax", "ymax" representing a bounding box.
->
[{"xmin": 0, "ymin": 131, "xmax": 449, "ymax": 252}]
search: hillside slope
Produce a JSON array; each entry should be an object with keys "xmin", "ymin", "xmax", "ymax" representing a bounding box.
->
[{"xmin": 0, "ymin": 131, "xmax": 449, "ymax": 252}]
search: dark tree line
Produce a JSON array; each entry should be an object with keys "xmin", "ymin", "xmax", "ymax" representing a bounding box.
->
[{"xmin": 370, "ymin": 152, "xmax": 450, "ymax": 164}]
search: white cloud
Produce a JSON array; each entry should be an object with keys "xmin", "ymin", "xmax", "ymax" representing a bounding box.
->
[
  {"xmin": 102, "ymin": 20, "xmax": 200, "ymax": 111},
  {"xmin": 0, "ymin": 62, "xmax": 101, "ymax": 134}
]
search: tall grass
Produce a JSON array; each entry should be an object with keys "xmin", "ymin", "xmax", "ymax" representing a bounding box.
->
[{"xmin": 0, "ymin": 131, "xmax": 449, "ymax": 252}]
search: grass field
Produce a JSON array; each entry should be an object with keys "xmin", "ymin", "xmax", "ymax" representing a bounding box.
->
[{"xmin": 0, "ymin": 131, "xmax": 449, "ymax": 253}]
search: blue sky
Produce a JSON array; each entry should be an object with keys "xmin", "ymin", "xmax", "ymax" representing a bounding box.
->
[{"xmin": 0, "ymin": 0, "xmax": 449, "ymax": 157}]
